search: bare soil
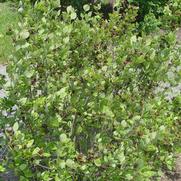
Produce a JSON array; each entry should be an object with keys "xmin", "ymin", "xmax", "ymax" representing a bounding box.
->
[
  {"xmin": 161, "ymin": 155, "xmax": 181, "ymax": 181},
  {"xmin": 176, "ymin": 28, "xmax": 181, "ymax": 42}
]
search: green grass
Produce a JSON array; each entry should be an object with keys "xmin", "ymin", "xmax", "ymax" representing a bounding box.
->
[{"xmin": 0, "ymin": 2, "xmax": 18, "ymax": 64}]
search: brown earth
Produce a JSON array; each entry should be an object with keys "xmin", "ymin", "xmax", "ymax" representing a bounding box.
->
[
  {"xmin": 176, "ymin": 28, "xmax": 181, "ymax": 42},
  {"xmin": 161, "ymin": 155, "xmax": 181, "ymax": 181}
]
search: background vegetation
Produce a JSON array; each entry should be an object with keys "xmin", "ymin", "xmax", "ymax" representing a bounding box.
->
[{"xmin": 0, "ymin": 2, "xmax": 18, "ymax": 63}]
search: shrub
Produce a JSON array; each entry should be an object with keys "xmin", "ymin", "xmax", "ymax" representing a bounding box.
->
[
  {"xmin": 160, "ymin": 0, "xmax": 181, "ymax": 29},
  {"xmin": 0, "ymin": 0, "xmax": 180, "ymax": 180}
]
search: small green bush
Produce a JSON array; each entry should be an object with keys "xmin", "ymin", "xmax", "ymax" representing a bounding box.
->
[
  {"xmin": 160, "ymin": 0, "xmax": 181, "ymax": 29},
  {"xmin": 0, "ymin": 0, "xmax": 180, "ymax": 180}
]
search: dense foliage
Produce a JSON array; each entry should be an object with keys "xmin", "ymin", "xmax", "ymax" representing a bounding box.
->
[{"xmin": 0, "ymin": 0, "xmax": 180, "ymax": 180}]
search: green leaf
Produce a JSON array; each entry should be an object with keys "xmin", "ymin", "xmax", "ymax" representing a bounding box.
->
[
  {"xmin": 18, "ymin": 97, "xmax": 27, "ymax": 105},
  {"xmin": 0, "ymin": 34, "xmax": 4, "ymax": 38},
  {"xmin": 13, "ymin": 122, "xmax": 19, "ymax": 133},
  {"xmin": 56, "ymin": 87, "xmax": 67, "ymax": 99},
  {"xmin": 43, "ymin": 153, "xmax": 51, "ymax": 157},
  {"xmin": 126, "ymin": 174, "xmax": 133, "ymax": 180},
  {"xmin": 66, "ymin": 159, "xmax": 76, "ymax": 169},
  {"xmin": 20, "ymin": 164, "xmax": 27, "ymax": 171},
  {"xmin": 102, "ymin": 106, "xmax": 114, "ymax": 118},
  {"xmin": 59, "ymin": 160, "xmax": 66, "ymax": 169},
  {"xmin": 67, "ymin": 6, "xmax": 74, "ymax": 13},
  {"xmin": 70, "ymin": 12, "xmax": 77, "ymax": 20},
  {"xmin": 60, "ymin": 133, "xmax": 68, "ymax": 143},
  {"xmin": 83, "ymin": 4, "xmax": 90, "ymax": 12},
  {"xmin": 94, "ymin": 158, "xmax": 101, "ymax": 167},
  {"xmin": 27, "ymin": 140, "xmax": 34, "ymax": 148},
  {"xmin": 0, "ymin": 165, "xmax": 5, "ymax": 172},
  {"xmin": 121, "ymin": 120, "xmax": 127, "ymax": 128},
  {"xmin": 32, "ymin": 147, "xmax": 40, "ymax": 155},
  {"xmin": 130, "ymin": 35, "xmax": 137, "ymax": 44},
  {"xmin": 63, "ymin": 37, "xmax": 69, "ymax": 44},
  {"xmin": 117, "ymin": 153, "xmax": 125, "ymax": 163},
  {"xmin": 150, "ymin": 49, "xmax": 156, "ymax": 60},
  {"xmin": 159, "ymin": 125, "xmax": 165, "ymax": 131},
  {"xmin": 135, "ymin": 55, "xmax": 145, "ymax": 64},
  {"xmin": 20, "ymin": 30, "xmax": 30, "ymax": 40},
  {"xmin": 25, "ymin": 70, "xmax": 34, "ymax": 78},
  {"xmin": 150, "ymin": 132, "xmax": 157, "ymax": 140}
]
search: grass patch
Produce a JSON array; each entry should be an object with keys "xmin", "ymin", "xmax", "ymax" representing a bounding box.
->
[{"xmin": 0, "ymin": 2, "xmax": 18, "ymax": 64}]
